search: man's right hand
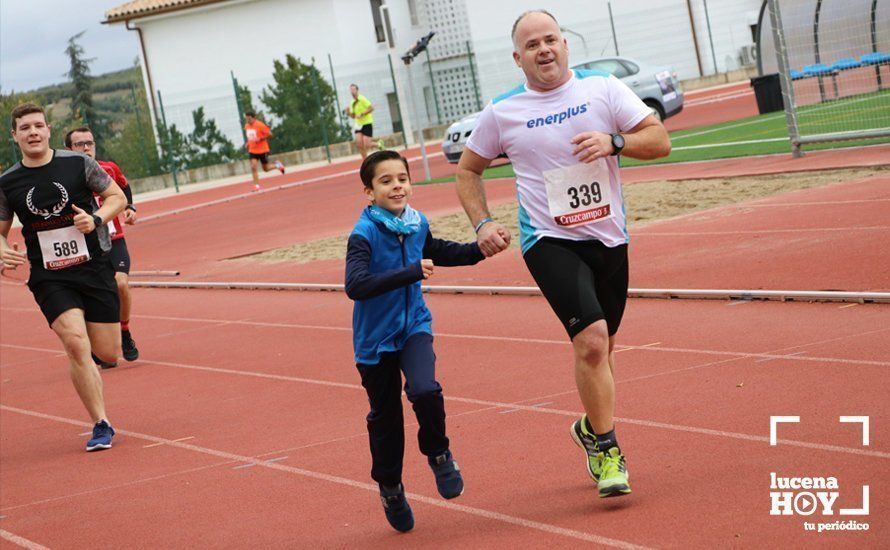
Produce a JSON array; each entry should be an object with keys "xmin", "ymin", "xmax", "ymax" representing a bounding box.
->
[
  {"xmin": 477, "ymin": 222, "xmax": 511, "ymax": 257},
  {"xmin": 1, "ymin": 242, "xmax": 26, "ymax": 269}
]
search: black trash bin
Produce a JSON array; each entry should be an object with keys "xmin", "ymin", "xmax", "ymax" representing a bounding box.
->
[{"xmin": 750, "ymin": 73, "xmax": 784, "ymax": 114}]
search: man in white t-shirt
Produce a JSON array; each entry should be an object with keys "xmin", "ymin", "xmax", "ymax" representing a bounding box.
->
[{"xmin": 456, "ymin": 10, "xmax": 671, "ymax": 498}]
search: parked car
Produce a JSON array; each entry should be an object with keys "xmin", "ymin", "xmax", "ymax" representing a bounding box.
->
[
  {"xmin": 442, "ymin": 56, "xmax": 683, "ymax": 163},
  {"xmin": 572, "ymin": 56, "xmax": 683, "ymax": 122}
]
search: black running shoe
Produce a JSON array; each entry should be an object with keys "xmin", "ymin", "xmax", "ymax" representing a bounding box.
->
[
  {"xmin": 91, "ymin": 353, "xmax": 117, "ymax": 369},
  {"xmin": 379, "ymin": 483, "xmax": 414, "ymax": 532},
  {"xmin": 121, "ymin": 330, "xmax": 139, "ymax": 361},
  {"xmin": 428, "ymin": 450, "xmax": 464, "ymax": 499}
]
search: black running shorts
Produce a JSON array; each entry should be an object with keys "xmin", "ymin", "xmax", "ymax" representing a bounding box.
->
[
  {"xmin": 356, "ymin": 124, "xmax": 373, "ymax": 137},
  {"xmin": 249, "ymin": 152, "xmax": 270, "ymax": 163},
  {"xmin": 28, "ymin": 257, "xmax": 120, "ymax": 326},
  {"xmin": 107, "ymin": 238, "xmax": 131, "ymax": 274},
  {"xmin": 523, "ymin": 237, "xmax": 629, "ymax": 339}
]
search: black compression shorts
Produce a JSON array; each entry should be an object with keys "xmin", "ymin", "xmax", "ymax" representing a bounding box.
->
[
  {"xmin": 523, "ymin": 237, "xmax": 629, "ymax": 339},
  {"xmin": 28, "ymin": 256, "xmax": 120, "ymax": 326},
  {"xmin": 107, "ymin": 238, "xmax": 131, "ymax": 274}
]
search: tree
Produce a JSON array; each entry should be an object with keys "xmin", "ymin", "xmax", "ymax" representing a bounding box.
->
[
  {"xmin": 101, "ymin": 62, "xmax": 163, "ymax": 178},
  {"xmin": 186, "ymin": 107, "xmax": 238, "ymax": 167},
  {"xmin": 153, "ymin": 107, "xmax": 239, "ymax": 173},
  {"xmin": 236, "ymin": 83, "xmax": 262, "ymax": 120},
  {"xmin": 104, "ymin": 111, "xmax": 161, "ymax": 178},
  {"xmin": 64, "ymin": 31, "xmax": 106, "ymax": 153},
  {"xmin": 155, "ymin": 120, "xmax": 190, "ymax": 173},
  {"xmin": 259, "ymin": 54, "xmax": 348, "ymax": 152}
]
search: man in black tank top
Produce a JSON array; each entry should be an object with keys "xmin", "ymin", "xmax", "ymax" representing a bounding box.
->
[{"xmin": 0, "ymin": 103, "xmax": 127, "ymax": 452}]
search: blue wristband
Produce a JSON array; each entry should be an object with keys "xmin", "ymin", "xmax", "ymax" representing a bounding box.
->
[{"xmin": 474, "ymin": 217, "xmax": 493, "ymax": 233}]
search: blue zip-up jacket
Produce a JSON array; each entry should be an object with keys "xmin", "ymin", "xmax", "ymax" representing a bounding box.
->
[{"xmin": 345, "ymin": 206, "xmax": 484, "ymax": 365}]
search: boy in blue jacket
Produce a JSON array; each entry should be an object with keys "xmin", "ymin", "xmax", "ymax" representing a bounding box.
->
[{"xmin": 345, "ymin": 150, "xmax": 486, "ymax": 532}]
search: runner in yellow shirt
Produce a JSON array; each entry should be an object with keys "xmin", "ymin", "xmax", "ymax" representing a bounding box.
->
[{"xmin": 345, "ymin": 84, "xmax": 375, "ymax": 159}]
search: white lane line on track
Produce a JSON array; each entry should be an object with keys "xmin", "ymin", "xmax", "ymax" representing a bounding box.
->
[
  {"xmin": 684, "ymin": 91, "xmax": 754, "ymax": 107},
  {"xmin": 6, "ymin": 344, "xmax": 884, "ymax": 458},
  {"xmin": 0, "ymin": 405, "xmax": 651, "ymax": 550},
  {"xmin": 0, "ymin": 529, "xmax": 49, "ymax": 550},
  {"xmin": 755, "ymin": 351, "xmax": 806, "ymax": 364},
  {"xmin": 682, "ymin": 82, "xmax": 750, "ymax": 97},
  {"xmin": 2, "ymin": 391, "xmax": 561, "ymax": 514},
  {"xmin": 233, "ymin": 455, "xmax": 289, "ymax": 470},
  {"xmin": 741, "ymin": 198, "xmax": 890, "ymax": 207},
  {"xmin": 671, "ymin": 93, "xmax": 884, "ymax": 141},
  {"xmin": 633, "ymin": 226, "xmax": 890, "ymax": 236},
  {"xmin": 0, "ymin": 461, "xmax": 236, "ymax": 514},
  {"xmin": 140, "ymin": 151, "xmax": 445, "ymax": 224},
  {"xmin": 144, "ymin": 436, "xmax": 195, "ymax": 448},
  {"xmin": 617, "ymin": 325, "xmax": 890, "ymax": 385},
  {"xmin": 3, "ymin": 316, "xmax": 887, "ymax": 368}
]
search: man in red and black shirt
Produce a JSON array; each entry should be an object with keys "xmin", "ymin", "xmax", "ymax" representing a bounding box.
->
[{"xmin": 66, "ymin": 127, "xmax": 139, "ymax": 361}]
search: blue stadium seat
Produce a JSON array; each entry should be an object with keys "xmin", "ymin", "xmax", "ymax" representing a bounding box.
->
[
  {"xmin": 790, "ymin": 69, "xmax": 805, "ymax": 80},
  {"xmin": 860, "ymin": 52, "xmax": 890, "ymax": 65},
  {"xmin": 803, "ymin": 63, "xmax": 834, "ymax": 76},
  {"xmin": 830, "ymin": 58, "xmax": 861, "ymax": 71}
]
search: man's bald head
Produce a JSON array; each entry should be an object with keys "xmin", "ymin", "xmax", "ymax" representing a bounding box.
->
[
  {"xmin": 510, "ymin": 9, "xmax": 571, "ymax": 92},
  {"xmin": 511, "ymin": 9, "xmax": 559, "ymax": 41}
]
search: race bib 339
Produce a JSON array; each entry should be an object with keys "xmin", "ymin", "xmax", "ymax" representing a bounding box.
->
[{"xmin": 543, "ymin": 160, "xmax": 613, "ymax": 227}]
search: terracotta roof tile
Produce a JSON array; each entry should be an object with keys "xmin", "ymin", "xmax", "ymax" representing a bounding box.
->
[{"xmin": 105, "ymin": 0, "xmax": 227, "ymax": 23}]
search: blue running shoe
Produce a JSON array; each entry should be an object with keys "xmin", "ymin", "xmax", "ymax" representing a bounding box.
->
[
  {"xmin": 379, "ymin": 483, "xmax": 414, "ymax": 532},
  {"xmin": 428, "ymin": 450, "xmax": 464, "ymax": 499},
  {"xmin": 86, "ymin": 420, "xmax": 115, "ymax": 452}
]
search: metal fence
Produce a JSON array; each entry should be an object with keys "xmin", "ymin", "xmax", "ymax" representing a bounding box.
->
[
  {"xmin": 763, "ymin": 0, "xmax": 890, "ymax": 156},
  {"xmin": 3, "ymin": 2, "xmax": 779, "ymax": 181}
]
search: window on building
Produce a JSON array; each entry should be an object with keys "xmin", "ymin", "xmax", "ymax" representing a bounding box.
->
[
  {"xmin": 371, "ymin": 0, "xmax": 386, "ymax": 43},
  {"xmin": 407, "ymin": 0, "xmax": 419, "ymax": 26},
  {"xmin": 387, "ymin": 92, "xmax": 402, "ymax": 133}
]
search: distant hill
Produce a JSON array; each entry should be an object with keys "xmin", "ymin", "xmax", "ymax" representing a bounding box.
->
[
  {"xmin": 26, "ymin": 65, "xmax": 146, "ymax": 127},
  {"xmin": 31, "ymin": 65, "xmax": 143, "ymax": 103}
]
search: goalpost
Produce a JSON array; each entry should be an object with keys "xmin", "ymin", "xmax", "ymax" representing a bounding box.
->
[{"xmin": 763, "ymin": 0, "xmax": 890, "ymax": 157}]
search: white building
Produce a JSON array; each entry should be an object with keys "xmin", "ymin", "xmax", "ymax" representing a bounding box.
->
[{"xmin": 106, "ymin": 0, "xmax": 763, "ymax": 147}]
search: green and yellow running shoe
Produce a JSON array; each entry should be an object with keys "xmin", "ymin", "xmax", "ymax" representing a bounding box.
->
[
  {"xmin": 597, "ymin": 447, "xmax": 631, "ymax": 498},
  {"xmin": 570, "ymin": 415, "xmax": 601, "ymax": 481}
]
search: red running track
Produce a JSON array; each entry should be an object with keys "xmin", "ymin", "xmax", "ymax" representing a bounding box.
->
[
  {"xmin": 1, "ymin": 281, "xmax": 888, "ymax": 547},
  {"xmin": 1, "ymin": 89, "xmax": 887, "ymax": 546},
  {"xmin": 73, "ymin": 163, "xmax": 886, "ymax": 292},
  {"xmin": 666, "ymin": 83, "xmax": 759, "ymax": 133}
]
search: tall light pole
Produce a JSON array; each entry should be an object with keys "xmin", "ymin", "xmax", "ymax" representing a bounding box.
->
[
  {"xmin": 402, "ymin": 32, "xmax": 436, "ymax": 182},
  {"xmin": 560, "ymin": 26, "xmax": 589, "ymax": 59}
]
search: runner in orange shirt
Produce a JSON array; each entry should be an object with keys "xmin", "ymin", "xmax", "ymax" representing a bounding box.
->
[{"xmin": 244, "ymin": 112, "xmax": 284, "ymax": 191}]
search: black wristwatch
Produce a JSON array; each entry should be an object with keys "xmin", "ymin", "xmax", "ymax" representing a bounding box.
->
[
  {"xmin": 610, "ymin": 133, "xmax": 625, "ymax": 156},
  {"xmin": 91, "ymin": 214, "xmax": 103, "ymax": 231},
  {"xmin": 126, "ymin": 204, "xmax": 136, "ymax": 212}
]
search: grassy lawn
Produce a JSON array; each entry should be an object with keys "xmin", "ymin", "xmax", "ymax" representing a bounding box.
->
[{"xmin": 422, "ymin": 90, "xmax": 890, "ymax": 183}]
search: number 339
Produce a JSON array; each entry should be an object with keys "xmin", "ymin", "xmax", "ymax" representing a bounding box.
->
[{"xmin": 567, "ymin": 182, "xmax": 602, "ymax": 209}]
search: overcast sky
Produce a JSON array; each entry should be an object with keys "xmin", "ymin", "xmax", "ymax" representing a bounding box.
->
[{"xmin": 0, "ymin": 0, "xmax": 139, "ymax": 92}]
